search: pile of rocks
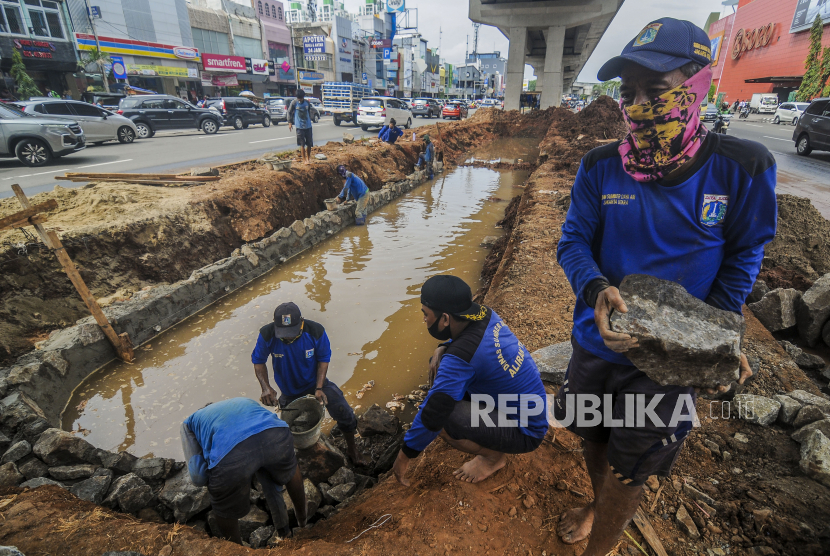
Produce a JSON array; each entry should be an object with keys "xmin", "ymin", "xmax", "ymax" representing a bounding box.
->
[{"xmin": 733, "ymin": 390, "xmax": 830, "ymax": 487}]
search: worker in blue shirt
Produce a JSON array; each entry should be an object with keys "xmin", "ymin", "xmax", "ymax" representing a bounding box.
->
[
  {"xmin": 334, "ymin": 164, "xmax": 370, "ymax": 225},
  {"xmin": 252, "ymin": 302, "xmax": 367, "ymax": 465},
  {"xmin": 287, "ymin": 89, "xmax": 317, "ymax": 165},
  {"xmin": 553, "ymin": 19, "xmax": 774, "ymax": 555},
  {"xmin": 392, "ymin": 275, "xmax": 548, "ymax": 486},
  {"xmin": 181, "ymin": 397, "xmax": 307, "ymax": 543},
  {"xmin": 415, "ymin": 135, "xmax": 434, "ymax": 179},
  {"xmin": 378, "ymin": 118, "xmax": 404, "ymax": 144}
]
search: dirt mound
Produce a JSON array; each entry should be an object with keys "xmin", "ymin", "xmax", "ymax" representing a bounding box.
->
[
  {"xmin": 573, "ymin": 95, "xmax": 629, "ymax": 140},
  {"xmin": 758, "ymin": 266, "xmax": 814, "ymax": 292},
  {"xmin": 763, "ymin": 194, "xmax": 830, "ymax": 281}
]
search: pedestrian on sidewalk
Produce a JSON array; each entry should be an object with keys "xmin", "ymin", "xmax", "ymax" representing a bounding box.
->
[
  {"xmin": 334, "ymin": 164, "xmax": 370, "ymax": 225},
  {"xmin": 554, "ymin": 18, "xmax": 775, "ymax": 556},
  {"xmin": 378, "ymin": 118, "xmax": 404, "ymax": 144},
  {"xmin": 415, "ymin": 135, "xmax": 435, "ymax": 179},
  {"xmin": 181, "ymin": 397, "xmax": 307, "ymax": 543},
  {"xmin": 253, "ymin": 302, "xmax": 369, "ymax": 465},
  {"xmin": 392, "ymin": 275, "xmax": 548, "ymax": 487},
  {"xmin": 287, "ymin": 90, "xmax": 318, "ymax": 164}
]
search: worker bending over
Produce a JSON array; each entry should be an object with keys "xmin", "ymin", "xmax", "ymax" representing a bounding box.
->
[
  {"xmin": 334, "ymin": 164, "xmax": 370, "ymax": 225},
  {"xmin": 378, "ymin": 118, "xmax": 404, "ymax": 144},
  {"xmin": 415, "ymin": 135, "xmax": 434, "ymax": 179}
]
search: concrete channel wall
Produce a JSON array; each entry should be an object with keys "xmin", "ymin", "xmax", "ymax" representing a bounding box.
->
[{"xmin": 0, "ymin": 164, "xmax": 441, "ymax": 427}]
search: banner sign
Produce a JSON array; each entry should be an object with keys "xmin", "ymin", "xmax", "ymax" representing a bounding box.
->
[
  {"xmin": 246, "ymin": 58, "xmax": 270, "ymax": 75},
  {"xmin": 387, "ymin": 0, "xmax": 404, "ymax": 13},
  {"xmin": 202, "ymin": 53, "xmax": 245, "ymax": 72},
  {"xmin": 303, "ymin": 35, "xmax": 326, "ymax": 54},
  {"xmin": 791, "ymin": 0, "xmax": 830, "ymax": 33},
  {"xmin": 127, "ymin": 64, "xmax": 197, "ymax": 78},
  {"xmin": 370, "ymin": 39, "xmax": 392, "ymax": 48},
  {"xmin": 200, "ymin": 71, "xmax": 238, "ymax": 87},
  {"xmin": 110, "ymin": 55, "xmax": 127, "ymax": 79},
  {"xmin": 298, "ymin": 70, "xmax": 325, "ymax": 84}
]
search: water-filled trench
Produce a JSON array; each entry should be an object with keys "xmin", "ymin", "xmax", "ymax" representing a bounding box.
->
[{"xmin": 63, "ymin": 154, "xmax": 536, "ymax": 459}]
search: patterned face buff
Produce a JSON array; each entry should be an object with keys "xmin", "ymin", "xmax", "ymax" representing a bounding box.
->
[{"xmin": 618, "ymin": 65, "xmax": 713, "ymax": 182}]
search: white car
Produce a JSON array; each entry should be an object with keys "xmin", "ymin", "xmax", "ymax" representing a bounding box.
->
[
  {"xmin": 772, "ymin": 102, "xmax": 810, "ymax": 126},
  {"xmin": 16, "ymin": 99, "xmax": 139, "ymax": 144},
  {"xmin": 357, "ymin": 97, "xmax": 412, "ymax": 130}
]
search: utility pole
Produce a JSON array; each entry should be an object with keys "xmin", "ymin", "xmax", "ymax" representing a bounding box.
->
[
  {"xmin": 82, "ymin": 0, "xmax": 109, "ymax": 93},
  {"xmin": 472, "ymin": 22, "xmax": 480, "ymax": 62}
]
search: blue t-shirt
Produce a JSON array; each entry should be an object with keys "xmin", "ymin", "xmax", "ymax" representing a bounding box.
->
[
  {"xmin": 251, "ymin": 319, "xmax": 332, "ymax": 398},
  {"xmin": 337, "ymin": 172, "xmax": 369, "ymax": 201},
  {"xmin": 378, "ymin": 125, "xmax": 403, "ymax": 144},
  {"xmin": 293, "ymin": 99, "xmax": 313, "ymax": 129},
  {"xmin": 184, "ymin": 397, "xmax": 287, "ymax": 469},
  {"xmin": 557, "ymin": 133, "xmax": 777, "ymax": 366},
  {"xmin": 403, "ymin": 308, "xmax": 548, "ymax": 456}
]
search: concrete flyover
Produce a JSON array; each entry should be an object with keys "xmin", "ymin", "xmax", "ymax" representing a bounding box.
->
[{"xmin": 469, "ymin": 0, "xmax": 624, "ymax": 110}]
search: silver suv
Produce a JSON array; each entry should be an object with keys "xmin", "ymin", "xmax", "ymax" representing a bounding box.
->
[{"xmin": 0, "ymin": 102, "xmax": 85, "ymax": 167}]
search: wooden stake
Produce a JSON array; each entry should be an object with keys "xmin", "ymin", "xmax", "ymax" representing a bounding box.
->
[
  {"xmin": 632, "ymin": 508, "xmax": 668, "ymax": 556},
  {"xmin": 0, "ymin": 199, "xmax": 57, "ymax": 231},
  {"xmin": 11, "ymin": 184, "xmax": 134, "ymax": 363}
]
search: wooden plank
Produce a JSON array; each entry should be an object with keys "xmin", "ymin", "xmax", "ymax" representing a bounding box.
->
[
  {"xmin": 10, "ymin": 184, "xmax": 134, "ymax": 363},
  {"xmin": 63, "ymin": 173, "xmax": 219, "ymax": 181},
  {"xmin": 632, "ymin": 508, "xmax": 668, "ymax": 556},
  {"xmin": 0, "ymin": 199, "xmax": 57, "ymax": 231},
  {"xmin": 1, "ymin": 214, "xmax": 47, "ymax": 230},
  {"xmin": 58, "ymin": 178, "xmax": 204, "ymax": 186}
]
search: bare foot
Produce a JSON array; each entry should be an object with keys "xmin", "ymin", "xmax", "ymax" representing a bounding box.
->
[
  {"xmin": 557, "ymin": 504, "xmax": 594, "ymax": 544},
  {"xmin": 452, "ymin": 454, "xmax": 506, "ymax": 483}
]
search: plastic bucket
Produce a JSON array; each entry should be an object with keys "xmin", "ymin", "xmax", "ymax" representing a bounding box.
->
[
  {"xmin": 280, "ymin": 396, "xmax": 324, "ymax": 449},
  {"xmin": 325, "ymin": 198, "xmax": 338, "ymax": 211}
]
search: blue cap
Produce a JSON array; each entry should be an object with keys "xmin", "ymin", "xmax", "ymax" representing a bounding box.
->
[{"xmin": 597, "ymin": 18, "xmax": 712, "ymax": 81}]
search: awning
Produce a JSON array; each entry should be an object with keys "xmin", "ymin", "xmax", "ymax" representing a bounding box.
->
[{"xmin": 744, "ymin": 76, "xmax": 803, "ymax": 84}]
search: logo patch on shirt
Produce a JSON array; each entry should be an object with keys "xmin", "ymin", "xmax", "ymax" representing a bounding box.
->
[
  {"xmin": 305, "ymin": 348, "xmax": 314, "ymax": 358},
  {"xmin": 634, "ymin": 23, "xmax": 662, "ymax": 46},
  {"xmin": 701, "ymin": 194, "xmax": 728, "ymax": 227},
  {"xmin": 272, "ymin": 353, "xmax": 284, "ymax": 358},
  {"xmin": 281, "ymin": 315, "xmax": 292, "ymax": 326}
]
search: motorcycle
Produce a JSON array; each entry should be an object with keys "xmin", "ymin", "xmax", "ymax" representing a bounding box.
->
[
  {"xmin": 713, "ymin": 115, "xmax": 730, "ymax": 135},
  {"xmin": 739, "ymin": 107, "xmax": 749, "ymax": 119}
]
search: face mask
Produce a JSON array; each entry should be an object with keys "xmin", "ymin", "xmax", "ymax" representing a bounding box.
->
[
  {"xmin": 618, "ymin": 65, "xmax": 713, "ymax": 182},
  {"xmin": 427, "ymin": 315, "xmax": 452, "ymax": 341}
]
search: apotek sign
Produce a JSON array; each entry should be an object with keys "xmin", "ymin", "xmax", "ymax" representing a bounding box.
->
[
  {"xmin": 731, "ymin": 23, "xmax": 775, "ymax": 60},
  {"xmin": 202, "ymin": 53, "xmax": 246, "ymax": 72},
  {"xmin": 303, "ymin": 35, "xmax": 326, "ymax": 54}
]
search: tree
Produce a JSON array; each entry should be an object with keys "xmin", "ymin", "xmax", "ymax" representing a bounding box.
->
[
  {"xmin": 527, "ymin": 79, "xmax": 537, "ymax": 91},
  {"xmin": 78, "ymin": 48, "xmax": 112, "ymax": 93},
  {"xmin": 10, "ymin": 49, "xmax": 41, "ymax": 100},
  {"xmin": 708, "ymin": 82, "xmax": 717, "ymax": 103},
  {"xmin": 821, "ymin": 46, "xmax": 830, "ymax": 98},
  {"xmin": 796, "ymin": 15, "xmax": 824, "ymax": 101}
]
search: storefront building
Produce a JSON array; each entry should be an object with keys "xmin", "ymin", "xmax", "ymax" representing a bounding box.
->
[
  {"xmin": 0, "ymin": 0, "xmax": 79, "ymax": 99},
  {"xmin": 257, "ymin": 0, "xmax": 296, "ymax": 97},
  {"xmin": 709, "ymin": 0, "xmax": 830, "ymax": 104}
]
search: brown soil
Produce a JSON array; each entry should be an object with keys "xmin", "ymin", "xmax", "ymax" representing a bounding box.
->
[{"xmin": 763, "ymin": 194, "xmax": 830, "ymax": 282}]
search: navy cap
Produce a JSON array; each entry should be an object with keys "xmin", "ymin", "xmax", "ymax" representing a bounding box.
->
[
  {"xmin": 421, "ymin": 275, "xmax": 485, "ymax": 321},
  {"xmin": 273, "ymin": 302, "xmax": 303, "ymax": 339},
  {"xmin": 597, "ymin": 18, "xmax": 712, "ymax": 81}
]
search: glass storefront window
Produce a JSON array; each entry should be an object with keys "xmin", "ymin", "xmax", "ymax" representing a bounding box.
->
[
  {"xmin": 1, "ymin": 0, "xmax": 64, "ymax": 39},
  {"xmin": 192, "ymin": 28, "xmax": 230, "ymax": 56}
]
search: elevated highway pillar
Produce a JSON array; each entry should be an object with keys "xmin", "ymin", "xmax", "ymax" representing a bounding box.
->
[
  {"xmin": 505, "ymin": 27, "xmax": 528, "ymax": 111},
  {"xmin": 540, "ymin": 26, "xmax": 566, "ymax": 108}
]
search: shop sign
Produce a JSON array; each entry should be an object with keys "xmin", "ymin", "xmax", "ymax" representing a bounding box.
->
[
  {"xmin": 202, "ymin": 53, "xmax": 246, "ymax": 72},
  {"xmin": 127, "ymin": 64, "xmax": 197, "ymax": 78},
  {"xmin": 111, "ymin": 55, "xmax": 127, "ymax": 79},
  {"xmin": 173, "ymin": 46, "xmax": 199, "ymax": 60},
  {"xmin": 201, "ymin": 71, "xmax": 239, "ymax": 87},
  {"xmin": 301, "ymin": 85, "xmax": 314, "ymax": 94},
  {"xmin": 299, "ymin": 70, "xmax": 325, "ymax": 84},
  {"xmin": 387, "ymin": 0, "xmax": 404, "ymax": 14},
  {"xmin": 791, "ymin": 0, "xmax": 830, "ymax": 33},
  {"xmin": 303, "ymin": 35, "xmax": 326, "ymax": 54},
  {"xmin": 339, "ymin": 57, "xmax": 351, "ymax": 63},
  {"xmin": 370, "ymin": 39, "xmax": 392, "ymax": 49},
  {"xmin": 13, "ymin": 39, "xmax": 56, "ymax": 59},
  {"xmin": 305, "ymin": 54, "xmax": 328, "ymax": 61},
  {"xmin": 339, "ymin": 38, "xmax": 351, "ymax": 55},
  {"xmin": 731, "ymin": 23, "xmax": 775, "ymax": 60},
  {"xmin": 247, "ymin": 58, "xmax": 270, "ymax": 75}
]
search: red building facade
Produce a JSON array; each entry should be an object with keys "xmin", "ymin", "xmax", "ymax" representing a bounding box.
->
[{"xmin": 709, "ymin": 0, "xmax": 830, "ymax": 103}]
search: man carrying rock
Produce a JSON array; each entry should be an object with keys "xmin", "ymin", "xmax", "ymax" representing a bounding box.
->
[
  {"xmin": 253, "ymin": 302, "xmax": 368, "ymax": 465},
  {"xmin": 554, "ymin": 18, "xmax": 776, "ymax": 555},
  {"xmin": 392, "ymin": 275, "xmax": 548, "ymax": 485},
  {"xmin": 181, "ymin": 397, "xmax": 306, "ymax": 543}
]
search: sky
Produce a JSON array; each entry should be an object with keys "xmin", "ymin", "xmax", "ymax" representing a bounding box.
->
[{"xmin": 342, "ymin": 0, "xmax": 733, "ymax": 83}]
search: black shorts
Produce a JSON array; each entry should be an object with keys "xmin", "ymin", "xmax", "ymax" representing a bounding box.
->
[
  {"xmin": 443, "ymin": 400, "xmax": 544, "ymax": 454},
  {"xmin": 553, "ymin": 337, "xmax": 696, "ymax": 486},
  {"xmin": 296, "ymin": 127, "xmax": 313, "ymax": 147},
  {"xmin": 207, "ymin": 427, "xmax": 297, "ymax": 519}
]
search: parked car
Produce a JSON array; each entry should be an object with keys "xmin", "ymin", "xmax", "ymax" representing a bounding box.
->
[
  {"xmin": 357, "ymin": 97, "xmax": 412, "ymax": 130},
  {"xmin": 15, "ymin": 100, "xmax": 139, "ymax": 145},
  {"xmin": 266, "ymin": 97, "xmax": 289, "ymax": 124},
  {"xmin": 80, "ymin": 92, "xmax": 127, "ymax": 111},
  {"xmin": 117, "ymin": 95, "xmax": 222, "ymax": 137},
  {"xmin": 702, "ymin": 104, "xmax": 721, "ymax": 123},
  {"xmin": 773, "ymin": 102, "xmax": 810, "ymax": 125},
  {"xmin": 0, "ymin": 102, "xmax": 85, "ymax": 167},
  {"xmin": 205, "ymin": 97, "xmax": 271, "ymax": 129},
  {"xmin": 793, "ymin": 98, "xmax": 830, "ymax": 157},
  {"xmin": 411, "ymin": 98, "xmax": 441, "ymax": 118},
  {"xmin": 306, "ymin": 97, "xmax": 327, "ymax": 117},
  {"xmin": 442, "ymin": 101, "xmax": 468, "ymax": 120}
]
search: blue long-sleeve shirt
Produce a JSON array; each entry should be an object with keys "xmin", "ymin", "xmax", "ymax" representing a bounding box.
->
[
  {"xmin": 423, "ymin": 142, "xmax": 434, "ymax": 161},
  {"xmin": 337, "ymin": 171, "xmax": 369, "ymax": 201},
  {"xmin": 403, "ymin": 308, "xmax": 548, "ymax": 457},
  {"xmin": 557, "ymin": 133, "xmax": 777, "ymax": 365},
  {"xmin": 378, "ymin": 125, "xmax": 403, "ymax": 144}
]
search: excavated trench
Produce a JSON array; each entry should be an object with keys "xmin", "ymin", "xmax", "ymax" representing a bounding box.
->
[{"xmin": 62, "ymin": 161, "xmax": 534, "ymax": 458}]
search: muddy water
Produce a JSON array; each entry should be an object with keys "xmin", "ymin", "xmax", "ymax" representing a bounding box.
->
[
  {"xmin": 464, "ymin": 137, "xmax": 540, "ymax": 165},
  {"xmin": 63, "ymin": 164, "xmax": 531, "ymax": 458}
]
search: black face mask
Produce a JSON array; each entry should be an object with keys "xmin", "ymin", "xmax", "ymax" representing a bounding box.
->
[{"xmin": 427, "ymin": 314, "xmax": 452, "ymax": 341}]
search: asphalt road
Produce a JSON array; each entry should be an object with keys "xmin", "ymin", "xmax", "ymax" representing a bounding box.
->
[
  {"xmin": 0, "ymin": 113, "xmax": 445, "ymax": 198},
  {"xmin": 726, "ymin": 115, "xmax": 830, "ymax": 218}
]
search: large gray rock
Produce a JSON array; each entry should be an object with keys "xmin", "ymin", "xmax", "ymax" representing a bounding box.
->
[
  {"xmin": 0, "ymin": 392, "xmax": 46, "ymax": 431},
  {"xmin": 747, "ymin": 279, "xmax": 769, "ymax": 304},
  {"xmin": 20, "ymin": 477, "xmax": 64, "ymax": 489},
  {"xmin": 675, "ymin": 505, "xmax": 700, "ymax": 539},
  {"xmin": 356, "ymin": 404, "xmax": 400, "ymax": 436},
  {"xmin": 249, "ymin": 525, "xmax": 275, "ymax": 549},
  {"xmin": 787, "ymin": 390, "xmax": 830, "ymax": 413},
  {"xmin": 103, "ymin": 473, "xmax": 154, "ymax": 513},
  {"xmin": 0, "ymin": 431, "xmax": 10, "ymax": 454},
  {"xmin": 132, "ymin": 457, "xmax": 175, "ymax": 482},
  {"xmin": 822, "ymin": 320, "xmax": 830, "ymax": 349},
  {"xmin": 18, "ymin": 458, "xmax": 48, "ymax": 480},
  {"xmin": 799, "ymin": 429, "xmax": 830, "ymax": 488},
  {"xmin": 49, "ymin": 464, "xmax": 98, "ymax": 481},
  {"xmin": 531, "ymin": 342, "xmax": 572, "ymax": 384},
  {"xmin": 609, "ymin": 275, "xmax": 742, "ymax": 388},
  {"xmin": 17, "ymin": 419, "xmax": 50, "ymax": 446},
  {"xmin": 326, "ymin": 482, "xmax": 356, "ymax": 504},
  {"xmin": 794, "ymin": 406, "xmax": 829, "ymax": 428},
  {"xmin": 775, "ymin": 395, "xmax": 802, "ymax": 425},
  {"xmin": 779, "ymin": 341, "xmax": 826, "ymax": 371},
  {"xmin": 796, "ymin": 273, "xmax": 830, "ymax": 346},
  {"xmin": 1, "ymin": 441, "xmax": 31, "ymax": 464},
  {"xmin": 158, "ymin": 468, "xmax": 210, "ymax": 523},
  {"xmin": 792, "ymin": 419, "xmax": 830, "ymax": 444},
  {"xmin": 327, "ymin": 466, "xmax": 355, "ymax": 487},
  {"xmin": 0, "ymin": 548, "xmax": 25, "ymax": 556},
  {"xmin": 749, "ymin": 288, "xmax": 800, "ymax": 331},
  {"xmin": 734, "ymin": 394, "xmax": 781, "ymax": 426},
  {"xmin": 97, "ymin": 450, "xmax": 138, "ymax": 473},
  {"xmin": 69, "ymin": 472, "xmax": 112, "ymax": 504},
  {"xmin": 32, "ymin": 428, "xmax": 99, "ymax": 467},
  {"xmin": 0, "ymin": 462, "xmax": 23, "ymax": 487},
  {"xmin": 238, "ymin": 506, "xmax": 269, "ymax": 542},
  {"xmin": 282, "ymin": 478, "xmax": 322, "ymax": 523},
  {"xmin": 296, "ymin": 436, "xmax": 346, "ymax": 485}
]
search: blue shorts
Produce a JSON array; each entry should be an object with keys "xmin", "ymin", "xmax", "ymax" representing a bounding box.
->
[{"xmin": 553, "ymin": 337, "xmax": 695, "ymax": 486}]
